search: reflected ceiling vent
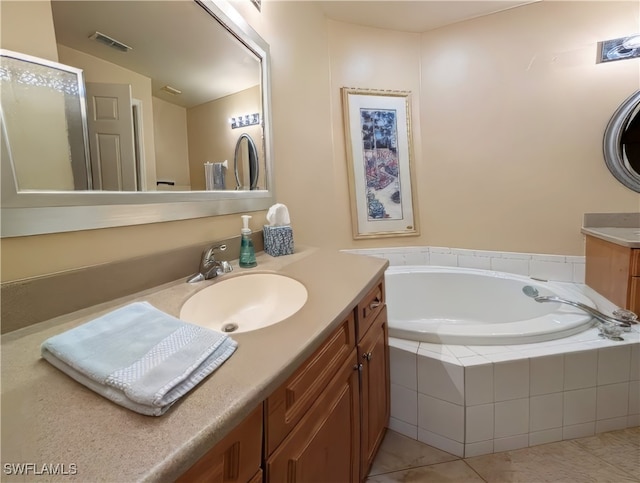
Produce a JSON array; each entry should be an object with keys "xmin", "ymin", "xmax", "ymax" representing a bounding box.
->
[
  {"xmin": 160, "ymin": 85, "xmax": 182, "ymax": 95},
  {"xmin": 89, "ymin": 31, "xmax": 133, "ymax": 52}
]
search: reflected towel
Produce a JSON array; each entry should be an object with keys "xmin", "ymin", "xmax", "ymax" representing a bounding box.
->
[
  {"xmin": 41, "ymin": 301, "xmax": 237, "ymax": 416},
  {"xmin": 205, "ymin": 161, "xmax": 226, "ymax": 190}
]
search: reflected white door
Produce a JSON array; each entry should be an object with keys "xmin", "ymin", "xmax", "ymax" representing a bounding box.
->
[{"xmin": 86, "ymin": 82, "xmax": 136, "ymax": 191}]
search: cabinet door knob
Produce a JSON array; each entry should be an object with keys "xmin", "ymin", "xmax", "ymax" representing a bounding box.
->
[
  {"xmin": 353, "ymin": 363, "xmax": 363, "ymax": 372},
  {"xmin": 362, "ymin": 352, "xmax": 372, "ymax": 361}
]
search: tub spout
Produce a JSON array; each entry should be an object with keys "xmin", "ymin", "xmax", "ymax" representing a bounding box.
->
[
  {"xmin": 522, "ymin": 285, "xmax": 637, "ymax": 340},
  {"xmin": 533, "ymin": 295, "xmax": 634, "ymax": 328}
]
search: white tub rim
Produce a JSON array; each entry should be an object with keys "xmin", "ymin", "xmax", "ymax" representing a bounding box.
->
[{"xmin": 384, "ymin": 265, "xmax": 596, "ymax": 345}]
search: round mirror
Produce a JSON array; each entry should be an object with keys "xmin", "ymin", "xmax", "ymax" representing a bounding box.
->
[{"xmin": 603, "ymin": 90, "xmax": 640, "ymax": 192}]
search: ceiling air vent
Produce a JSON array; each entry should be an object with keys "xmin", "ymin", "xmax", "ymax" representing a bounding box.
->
[{"xmin": 89, "ymin": 31, "xmax": 132, "ymax": 53}]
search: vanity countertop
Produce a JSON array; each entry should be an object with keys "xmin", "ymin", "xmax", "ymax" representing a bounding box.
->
[
  {"xmin": 0, "ymin": 247, "xmax": 387, "ymax": 482},
  {"xmin": 581, "ymin": 212, "xmax": 640, "ymax": 248},
  {"xmin": 581, "ymin": 227, "xmax": 640, "ymax": 248}
]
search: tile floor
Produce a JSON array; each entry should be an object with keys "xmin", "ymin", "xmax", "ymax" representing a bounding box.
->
[{"xmin": 367, "ymin": 427, "xmax": 640, "ymax": 482}]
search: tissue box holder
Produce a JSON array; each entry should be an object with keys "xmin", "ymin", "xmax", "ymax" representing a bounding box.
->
[{"xmin": 263, "ymin": 225, "xmax": 294, "ymax": 257}]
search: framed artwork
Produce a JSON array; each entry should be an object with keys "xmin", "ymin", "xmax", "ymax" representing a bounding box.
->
[
  {"xmin": 598, "ymin": 34, "xmax": 640, "ymax": 63},
  {"xmin": 341, "ymin": 87, "xmax": 419, "ymax": 239}
]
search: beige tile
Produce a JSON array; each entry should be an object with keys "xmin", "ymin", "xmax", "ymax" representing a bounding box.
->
[
  {"xmin": 465, "ymin": 438, "xmax": 638, "ymax": 483},
  {"xmin": 366, "ymin": 460, "xmax": 484, "ymax": 483},
  {"xmin": 368, "ymin": 429, "xmax": 458, "ymax": 476},
  {"xmin": 571, "ymin": 427, "xmax": 640, "ymax": 479}
]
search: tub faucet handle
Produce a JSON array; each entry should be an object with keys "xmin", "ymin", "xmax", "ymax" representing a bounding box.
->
[{"xmin": 612, "ymin": 309, "xmax": 638, "ymax": 323}]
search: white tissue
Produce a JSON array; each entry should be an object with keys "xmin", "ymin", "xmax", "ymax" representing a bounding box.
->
[{"xmin": 266, "ymin": 203, "xmax": 290, "ymax": 226}]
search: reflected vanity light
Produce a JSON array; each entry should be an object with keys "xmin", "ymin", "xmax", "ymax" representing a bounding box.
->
[
  {"xmin": 229, "ymin": 113, "xmax": 260, "ymax": 129},
  {"xmin": 160, "ymin": 85, "xmax": 182, "ymax": 95}
]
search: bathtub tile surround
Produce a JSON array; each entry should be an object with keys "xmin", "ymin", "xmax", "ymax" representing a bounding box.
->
[
  {"xmin": 381, "ymin": 261, "xmax": 639, "ymax": 457},
  {"xmin": 343, "ymin": 246, "xmax": 586, "ymax": 283},
  {"xmin": 388, "ymin": 324, "xmax": 640, "ymax": 457},
  {"xmin": 346, "ymin": 244, "xmax": 638, "ymax": 458}
]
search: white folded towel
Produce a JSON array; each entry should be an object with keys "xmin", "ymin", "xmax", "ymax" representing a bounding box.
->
[{"xmin": 41, "ymin": 301, "xmax": 237, "ymax": 416}]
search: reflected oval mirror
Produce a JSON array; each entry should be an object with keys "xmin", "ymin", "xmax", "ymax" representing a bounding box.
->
[
  {"xmin": 603, "ymin": 90, "xmax": 640, "ymax": 192},
  {"xmin": 0, "ymin": 0, "xmax": 275, "ymax": 237},
  {"xmin": 234, "ymin": 133, "xmax": 259, "ymax": 190}
]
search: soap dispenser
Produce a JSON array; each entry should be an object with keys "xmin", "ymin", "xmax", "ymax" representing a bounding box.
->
[{"xmin": 239, "ymin": 215, "xmax": 257, "ymax": 268}]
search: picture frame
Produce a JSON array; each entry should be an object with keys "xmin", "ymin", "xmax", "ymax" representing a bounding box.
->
[
  {"xmin": 341, "ymin": 87, "xmax": 419, "ymax": 239},
  {"xmin": 598, "ymin": 34, "xmax": 640, "ymax": 63}
]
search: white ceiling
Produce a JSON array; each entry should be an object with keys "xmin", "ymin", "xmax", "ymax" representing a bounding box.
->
[
  {"xmin": 50, "ymin": 1, "xmax": 261, "ymax": 108},
  {"xmin": 48, "ymin": 1, "xmax": 539, "ymax": 108},
  {"xmin": 313, "ymin": 0, "xmax": 539, "ymax": 33}
]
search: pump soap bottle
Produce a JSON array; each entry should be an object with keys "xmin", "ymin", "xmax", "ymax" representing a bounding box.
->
[{"xmin": 239, "ymin": 215, "xmax": 257, "ymax": 268}]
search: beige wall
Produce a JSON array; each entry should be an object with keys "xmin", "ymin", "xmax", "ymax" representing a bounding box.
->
[
  {"xmin": 152, "ymin": 97, "xmax": 191, "ymax": 190},
  {"xmin": 187, "ymin": 86, "xmax": 263, "ymax": 191},
  {"xmin": 328, "ymin": 1, "xmax": 639, "ymax": 256},
  {"xmin": 417, "ymin": 0, "xmax": 640, "ymax": 255},
  {"xmin": 2, "ymin": 0, "xmax": 640, "ymax": 283},
  {"xmin": 0, "ymin": 0, "xmax": 58, "ymax": 61}
]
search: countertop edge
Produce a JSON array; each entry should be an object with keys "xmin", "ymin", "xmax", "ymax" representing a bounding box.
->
[{"xmin": 581, "ymin": 227, "xmax": 640, "ymax": 248}]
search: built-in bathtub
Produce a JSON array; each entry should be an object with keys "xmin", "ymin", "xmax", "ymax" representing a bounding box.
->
[
  {"xmin": 382, "ymin": 265, "xmax": 639, "ymax": 458},
  {"xmin": 385, "ymin": 266, "xmax": 596, "ymax": 345}
]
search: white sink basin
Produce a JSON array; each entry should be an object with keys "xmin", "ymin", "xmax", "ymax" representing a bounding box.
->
[{"xmin": 180, "ymin": 273, "xmax": 308, "ymax": 333}]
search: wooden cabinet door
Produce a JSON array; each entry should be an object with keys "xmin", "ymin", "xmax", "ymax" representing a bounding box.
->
[
  {"xmin": 266, "ymin": 351, "xmax": 360, "ymax": 483},
  {"xmin": 585, "ymin": 235, "xmax": 632, "ymax": 309},
  {"xmin": 265, "ymin": 315, "xmax": 356, "ymax": 456},
  {"xmin": 178, "ymin": 404, "xmax": 262, "ymax": 483},
  {"xmin": 358, "ymin": 307, "xmax": 390, "ymax": 480}
]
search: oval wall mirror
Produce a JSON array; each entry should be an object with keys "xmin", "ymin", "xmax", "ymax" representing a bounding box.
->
[{"xmin": 603, "ymin": 90, "xmax": 640, "ymax": 192}]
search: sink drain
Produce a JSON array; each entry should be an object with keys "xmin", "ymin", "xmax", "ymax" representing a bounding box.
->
[{"xmin": 221, "ymin": 322, "xmax": 239, "ymax": 333}]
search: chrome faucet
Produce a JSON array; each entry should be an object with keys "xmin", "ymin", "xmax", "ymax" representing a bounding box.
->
[
  {"xmin": 187, "ymin": 244, "xmax": 233, "ymax": 283},
  {"xmin": 522, "ymin": 285, "xmax": 638, "ymax": 340}
]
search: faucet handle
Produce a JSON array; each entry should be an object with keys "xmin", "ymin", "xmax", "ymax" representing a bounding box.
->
[
  {"xmin": 203, "ymin": 244, "xmax": 227, "ymax": 262},
  {"xmin": 216, "ymin": 261, "xmax": 233, "ymax": 275},
  {"xmin": 612, "ymin": 309, "xmax": 638, "ymax": 323}
]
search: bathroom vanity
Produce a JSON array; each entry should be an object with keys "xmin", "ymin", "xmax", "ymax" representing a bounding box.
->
[
  {"xmin": 582, "ymin": 214, "xmax": 640, "ymax": 314},
  {"xmin": 0, "ymin": 248, "xmax": 389, "ymax": 482},
  {"xmin": 180, "ymin": 274, "xmax": 388, "ymax": 482}
]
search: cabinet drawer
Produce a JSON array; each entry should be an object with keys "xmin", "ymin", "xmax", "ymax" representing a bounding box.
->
[
  {"xmin": 265, "ymin": 314, "xmax": 356, "ymax": 455},
  {"xmin": 356, "ymin": 278, "xmax": 385, "ymax": 340},
  {"xmin": 632, "ymin": 249, "xmax": 640, "ymax": 277},
  {"xmin": 178, "ymin": 404, "xmax": 262, "ymax": 483}
]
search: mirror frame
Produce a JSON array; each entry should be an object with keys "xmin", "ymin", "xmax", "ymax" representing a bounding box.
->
[
  {"xmin": 0, "ymin": 0, "xmax": 275, "ymax": 237},
  {"xmin": 603, "ymin": 90, "xmax": 640, "ymax": 193}
]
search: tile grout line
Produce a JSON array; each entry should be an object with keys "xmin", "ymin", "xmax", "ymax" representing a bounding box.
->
[{"xmin": 461, "ymin": 459, "xmax": 490, "ymax": 482}]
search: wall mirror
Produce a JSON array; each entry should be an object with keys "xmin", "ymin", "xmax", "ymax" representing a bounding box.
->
[
  {"xmin": 603, "ymin": 90, "xmax": 640, "ymax": 192},
  {"xmin": 0, "ymin": 0, "xmax": 274, "ymax": 237}
]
